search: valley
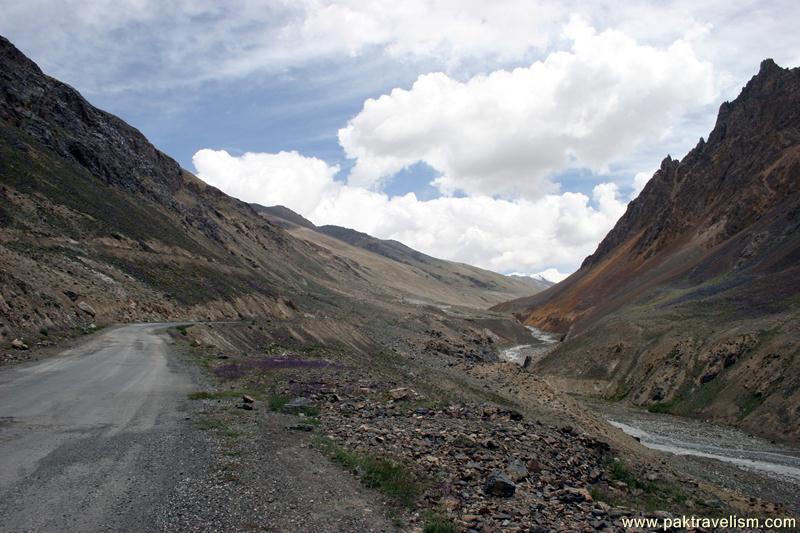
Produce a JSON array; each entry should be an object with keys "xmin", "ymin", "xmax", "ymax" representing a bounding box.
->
[{"xmin": 0, "ymin": 27, "xmax": 798, "ymax": 533}]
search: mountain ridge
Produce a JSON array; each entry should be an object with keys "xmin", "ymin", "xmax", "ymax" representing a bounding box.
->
[
  {"xmin": 253, "ymin": 203, "xmax": 552, "ymax": 302},
  {"xmin": 0, "ymin": 35, "xmax": 541, "ymax": 356},
  {"xmin": 494, "ymin": 59, "xmax": 800, "ymax": 443}
]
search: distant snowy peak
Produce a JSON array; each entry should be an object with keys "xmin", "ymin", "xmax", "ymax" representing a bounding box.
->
[{"xmin": 508, "ymin": 269, "xmax": 570, "ymax": 285}]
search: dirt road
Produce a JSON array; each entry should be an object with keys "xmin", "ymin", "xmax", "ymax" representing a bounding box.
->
[
  {"xmin": 0, "ymin": 323, "xmax": 395, "ymax": 532},
  {"xmin": 0, "ymin": 324, "xmax": 201, "ymax": 531}
]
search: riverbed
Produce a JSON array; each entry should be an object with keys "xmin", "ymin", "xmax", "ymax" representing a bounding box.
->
[
  {"xmin": 498, "ymin": 326, "xmax": 560, "ymax": 365},
  {"xmin": 587, "ymin": 400, "xmax": 800, "ymax": 513},
  {"xmin": 498, "ymin": 325, "xmax": 800, "ymax": 511}
]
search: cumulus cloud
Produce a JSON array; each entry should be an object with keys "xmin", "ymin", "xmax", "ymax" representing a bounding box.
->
[
  {"xmin": 339, "ymin": 19, "xmax": 716, "ymax": 197},
  {"xmin": 194, "ymin": 149, "xmax": 627, "ymax": 274},
  {"xmin": 192, "ymin": 149, "xmax": 339, "ymax": 214},
  {"xmin": 631, "ymin": 169, "xmax": 656, "ymax": 199}
]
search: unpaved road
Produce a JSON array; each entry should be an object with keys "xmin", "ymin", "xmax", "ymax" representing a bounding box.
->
[
  {"xmin": 0, "ymin": 323, "xmax": 396, "ymax": 533},
  {"xmin": 0, "ymin": 323, "xmax": 198, "ymax": 531}
]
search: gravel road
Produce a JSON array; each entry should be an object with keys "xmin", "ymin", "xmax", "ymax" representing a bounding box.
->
[
  {"xmin": 0, "ymin": 323, "xmax": 396, "ymax": 533},
  {"xmin": 0, "ymin": 324, "xmax": 200, "ymax": 531}
]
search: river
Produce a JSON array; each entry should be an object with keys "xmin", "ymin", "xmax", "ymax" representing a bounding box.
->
[
  {"xmin": 499, "ymin": 326, "xmax": 800, "ymax": 510},
  {"xmin": 587, "ymin": 400, "xmax": 800, "ymax": 512},
  {"xmin": 498, "ymin": 326, "xmax": 560, "ymax": 365}
]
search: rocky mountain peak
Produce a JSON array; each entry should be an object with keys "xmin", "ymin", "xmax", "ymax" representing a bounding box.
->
[
  {"xmin": 0, "ymin": 34, "xmax": 184, "ymax": 199},
  {"xmin": 581, "ymin": 59, "xmax": 800, "ymax": 270}
]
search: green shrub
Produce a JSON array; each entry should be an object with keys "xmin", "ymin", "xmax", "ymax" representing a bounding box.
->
[
  {"xmin": 268, "ymin": 395, "xmax": 290, "ymax": 411},
  {"xmin": 423, "ymin": 512, "xmax": 456, "ymax": 533},
  {"xmin": 317, "ymin": 438, "xmax": 422, "ymax": 507},
  {"xmin": 188, "ymin": 390, "xmax": 244, "ymax": 401}
]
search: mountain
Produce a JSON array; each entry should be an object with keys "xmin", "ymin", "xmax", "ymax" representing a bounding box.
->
[
  {"xmin": 495, "ymin": 59, "xmax": 800, "ymax": 444},
  {"xmin": 0, "ymin": 35, "xmax": 542, "ymax": 354},
  {"xmin": 254, "ymin": 204, "xmax": 551, "ymax": 307}
]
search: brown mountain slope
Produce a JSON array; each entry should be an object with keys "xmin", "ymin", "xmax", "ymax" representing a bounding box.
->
[
  {"xmin": 495, "ymin": 60, "xmax": 800, "ymax": 444},
  {"xmin": 254, "ymin": 204, "xmax": 551, "ymax": 307},
  {"xmin": 0, "ymin": 35, "xmax": 538, "ymax": 353}
]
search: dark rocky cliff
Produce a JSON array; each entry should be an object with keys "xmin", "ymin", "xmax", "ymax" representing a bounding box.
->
[{"xmin": 495, "ymin": 59, "xmax": 800, "ymax": 444}]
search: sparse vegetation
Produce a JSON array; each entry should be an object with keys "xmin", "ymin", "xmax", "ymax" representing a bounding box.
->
[
  {"xmin": 188, "ymin": 390, "xmax": 245, "ymax": 401},
  {"xmin": 268, "ymin": 395, "xmax": 290, "ymax": 411},
  {"xmin": 647, "ymin": 401, "xmax": 674, "ymax": 414},
  {"xmin": 315, "ymin": 437, "xmax": 422, "ymax": 507},
  {"xmin": 591, "ymin": 456, "xmax": 693, "ymax": 513},
  {"xmin": 422, "ymin": 511, "xmax": 456, "ymax": 533}
]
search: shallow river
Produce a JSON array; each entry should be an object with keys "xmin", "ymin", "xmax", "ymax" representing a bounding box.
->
[
  {"xmin": 500, "ymin": 327, "xmax": 800, "ymax": 493},
  {"xmin": 498, "ymin": 326, "xmax": 560, "ymax": 365},
  {"xmin": 594, "ymin": 402, "xmax": 800, "ymax": 486}
]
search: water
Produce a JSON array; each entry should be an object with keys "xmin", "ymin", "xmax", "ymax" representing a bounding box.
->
[
  {"xmin": 499, "ymin": 326, "xmax": 560, "ymax": 365},
  {"xmin": 599, "ymin": 404, "xmax": 800, "ymax": 485}
]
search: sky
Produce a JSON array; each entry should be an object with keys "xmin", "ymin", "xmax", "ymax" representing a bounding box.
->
[{"xmin": 2, "ymin": 1, "xmax": 799, "ymax": 283}]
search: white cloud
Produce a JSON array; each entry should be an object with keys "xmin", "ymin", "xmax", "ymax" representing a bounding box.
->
[
  {"xmin": 298, "ymin": 1, "xmax": 561, "ymax": 62},
  {"xmin": 631, "ymin": 169, "xmax": 655, "ymax": 199},
  {"xmin": 192, "ymin": 149, "xmax": 339, "ymax": 214},
  {"xmin": 534, "ymin": 268, "xmax": 571, "ymax": 283},
  {"xmin": 194, "ymin": 149, "xmax": 627, "ymax": 273},
  {"xmin": 339, "ymin": 19, "xmax": 716, "ymax": 198},
  {"xmin": 2, "ymin": 0, "xmax": 798, "ymax": 100}
]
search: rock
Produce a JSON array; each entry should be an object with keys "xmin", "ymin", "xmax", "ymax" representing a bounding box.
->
[
  {"xmin": 11, "ymin": 338, "xmax": 28, "ymax": 350},
  {"xmin": 484, "ymin": 471, "xmax": 516, "ymax": 497},
  {"xmin": 440, "ymin": 496, "xmax": 460, "ymax": 510},
  {"xmin": 527, "ymin": 459, "xmax": 542, "ymax": 473},
  {"xmin": 650, "ymin": 386, "xmax": 666, "ymax": 401},
  {"xmin": 389, "ymin": 387, "xmax": 412, "ymax": 401},
  {"xmin": 288, "ymin": 423, "xmax": 315, "ymax": 432},
  {"xmin": 242, "ymin": 394, "xmax": 255, "ymax": 404},
  {"xmin": 560, "ymin": 487, "xmax": 593, "ymax": 503},
  {"xmin": 506, "ymin": 459, "xmax": 529, "ymax": 482},
  {"xmin": 62, "ymin": 289, "xmax": 79, "ymax": 301},
  {"xmin": 282, "ymin": 397, "xmax": 314, "ymax": 414},
  {"xmin": 505, "ymin": 409, "xmax": 524, "ymax": 421},
  {"xmin": 77, "ymin": 301, "xmax": 96, "ymax": 317},
  {"xmin": 700, "ymin": 371, "xmax": 718, "ymax": 384}
]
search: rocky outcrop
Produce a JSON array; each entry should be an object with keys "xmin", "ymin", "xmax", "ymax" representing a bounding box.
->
[{"xmin": 496, "ymin": 60, "xmax": 800, "ymax": 443}]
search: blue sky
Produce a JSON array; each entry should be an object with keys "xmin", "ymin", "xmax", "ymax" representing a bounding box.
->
[{"xmin": 3, "ymin": 1, "xmax": 799, "ymax": 281}]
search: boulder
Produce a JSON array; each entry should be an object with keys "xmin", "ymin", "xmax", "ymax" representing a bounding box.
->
[
  {"xmin": 484, "ymin": 471, "xmax": 516, "ymax": 497},
  {"xmin": 62, "ymin": 290, "xmax": 79, "ymax": 301},
  {"xmin": 559, "ymin": 487, "xmax": 593, "ymax": 503},
  {"xmin": 11, "ymin": 338, "xmax": 28, "ymax": 350},
  {"xmin": 77, "ymin": 301, "xmax": 96, "ymax": 317},
  {"xmin": 506, "ymin": 459, "xmax": 529, "ymax": 482},
  {"xmin": 440, "ymin": 496, "xmax": 460, "ymax": 510},
  {"xmin": 389, "ymin": 387, "xmax": 412, "ymax": 401}
]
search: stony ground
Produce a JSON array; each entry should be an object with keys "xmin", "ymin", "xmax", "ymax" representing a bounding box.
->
[
  {"xmin": 173, "ymin": 321, "xmax": 792, "ymax": 533},
  {"xmin": 3, "ymin": 320, "xmax": 792, "ymax": 532},
  {"xmin": 155, "ymin": 397, "xmax": 395, "ymax": 532}
]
